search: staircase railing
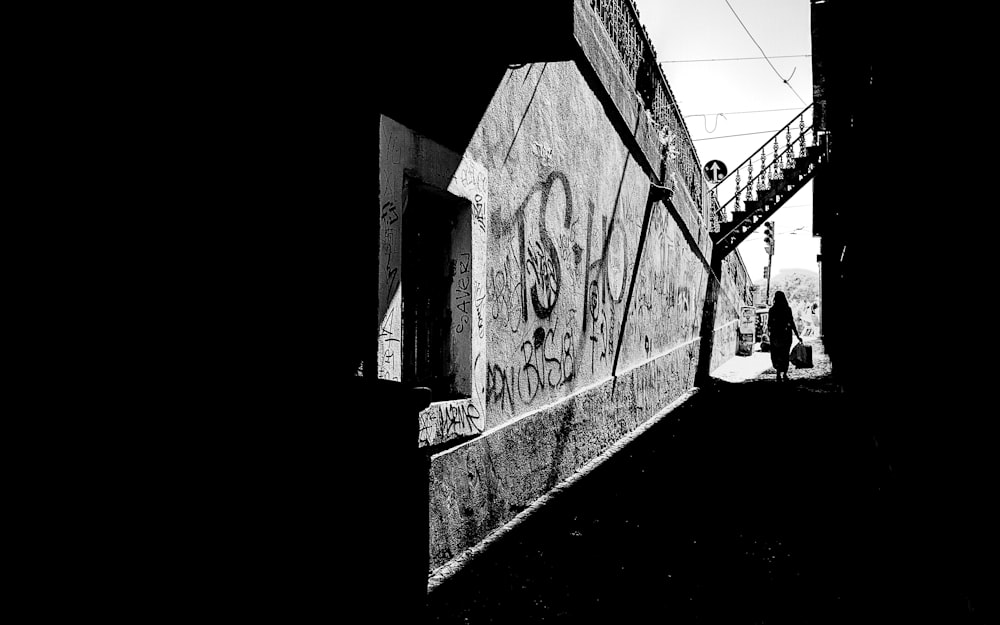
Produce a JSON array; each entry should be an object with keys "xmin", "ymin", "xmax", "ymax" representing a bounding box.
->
[{"xmin": 712, "ymin": 103, "xmax": 816, "ymax": 226}]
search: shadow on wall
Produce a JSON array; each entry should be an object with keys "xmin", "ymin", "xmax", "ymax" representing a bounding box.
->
[
  {"xmin": 365, "ymin": 3, "xmax": 575, "ymax": 379},
  {"xmin": 367, "ymin": 61, "xmax": 513, "ymax": 381},
  {"xmin": 378, "ymin": 2, "xmax": 573, "ymax": 158}
]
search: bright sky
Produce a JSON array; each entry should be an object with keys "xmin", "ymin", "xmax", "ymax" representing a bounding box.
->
[{"xmin": 634, "ymin": 0, "xmax": 818, "ymax": 279}]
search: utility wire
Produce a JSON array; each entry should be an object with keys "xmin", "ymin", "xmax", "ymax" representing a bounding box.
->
[
  {"xmin": 692, "ymin": 129, "xmax": 780, "ymax": 141},
  {"xmin": 688, "ymin": 106, "xmax": 810, "ymax": 135},
  {"xmin": 703, "ymin": 113, "xmax": 726, "ymax": 133},
  {"xmin": 662, "ymin": 54, "xmax": 811, "ymax": 63},
  {"xmin": 685, "ymin": 107, "xmax": 802, "ymax": 117},
  {"xmin": 723, "ymin": 0, "xmax": 807, "ymax": 106}
]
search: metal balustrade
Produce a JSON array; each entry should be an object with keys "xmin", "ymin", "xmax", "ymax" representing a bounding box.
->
[
  {"xmin": 712, "ymin": 104, "xmax": 816, "ymax": 226},
  {"xmin": 589, "ymin": 0, "xmax": 711, "ymax": 224}
]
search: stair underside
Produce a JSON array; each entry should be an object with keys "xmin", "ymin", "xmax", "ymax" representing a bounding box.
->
[{"xmin": 711, "ymin": 146, "xmax": 824, "ymax": 257}]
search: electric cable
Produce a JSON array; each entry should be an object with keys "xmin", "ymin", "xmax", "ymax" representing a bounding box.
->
[
  {"xmin": 662, "ymin": 54, "xmax": 811, "ymax": 63},
  {"xmin": 692, "ymin": 129, "xmax": 781, "ymax": 141},
  {"xmin": 724, "ymin": 0, "xmax": 807, "ymax": 106},
  {"xmin": 685, "ymin": 107, "xmax": 802, "ymax": 117},
  {"xmin": 703, "ymin": 113, "xmax": 726, "ymax": 133}
]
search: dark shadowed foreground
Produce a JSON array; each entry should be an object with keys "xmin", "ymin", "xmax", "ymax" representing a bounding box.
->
[{"xmin": 425, "ymin": 342, "xmax": 982, "ymax": 622}]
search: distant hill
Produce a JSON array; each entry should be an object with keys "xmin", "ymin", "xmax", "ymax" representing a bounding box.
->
[
  {"xmin": 754, "ymin": 268, "xmax": 817, "ymax": 303},
  {"xmin": 774, "ymin": 268, "xmax": 818, "ymax": 279}
]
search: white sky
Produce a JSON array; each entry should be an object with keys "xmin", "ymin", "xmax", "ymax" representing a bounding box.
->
[{"xmin": 634, "ymin": 0, "xmax": 818, "ymax": 279}]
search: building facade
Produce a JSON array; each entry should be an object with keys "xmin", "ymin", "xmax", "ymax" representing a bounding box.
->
[{"xmin": 374, "ymin": 0, "xmax": 752, "ymax": 573}]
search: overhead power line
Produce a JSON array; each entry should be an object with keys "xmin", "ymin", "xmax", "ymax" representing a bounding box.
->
[
  {"xmin": 685, "ymin": 107, "xmax": 802, "ymax": 118},
  {"xmin": 692, "ymin": 129, "xmax": 780, "ymax": 141},
  {"xmin": 663, "ymin": 54, "xmax": 811, "ymax": 63},
  {"xmin": 723, "ymin": 0, "xmax": 808, "ymax": 106}
]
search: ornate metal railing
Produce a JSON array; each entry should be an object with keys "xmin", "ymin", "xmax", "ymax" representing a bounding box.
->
[
  {"xmin": 589, "ymin": 0, "xmax": 710, "ymax": 223},
  {"xmin": 708, "ymin": 187, "xmax": 722, "ymax": 233},
  {"xmin": 712, "ymin": 104, "xmax": 816, "ymax": 225}
]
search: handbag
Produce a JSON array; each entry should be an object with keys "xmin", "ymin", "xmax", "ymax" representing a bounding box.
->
[{"xmin": 790, "ymin": 341, "xmax": 813, "ymax": 368}]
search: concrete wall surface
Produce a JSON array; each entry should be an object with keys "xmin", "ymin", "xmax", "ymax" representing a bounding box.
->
[{"xmin": 377, "ymin": 28, "xmax": 750, "ymax": 573}]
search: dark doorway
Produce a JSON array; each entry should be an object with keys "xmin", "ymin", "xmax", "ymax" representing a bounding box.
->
[{"xmin": 402, "ymin": 179, "xmax": 472, "ymax": 401}]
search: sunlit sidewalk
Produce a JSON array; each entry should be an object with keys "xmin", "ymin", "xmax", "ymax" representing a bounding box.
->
[{"xmin": 710, "ymin": 336, "xmax": 827, "ymax": 384}]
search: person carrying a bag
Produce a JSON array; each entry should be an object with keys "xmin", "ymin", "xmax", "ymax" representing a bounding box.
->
[{"xmin": 767, "ymin": 291, "xmax": 801, "ymax": 382}]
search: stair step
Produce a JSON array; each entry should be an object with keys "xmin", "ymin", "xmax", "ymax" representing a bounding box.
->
[
  {"xmin": 717, "ymin": 220, "xmax": 740, "ymax": 239},
  {"xmin": 712, "ymin": 129, "xmax": 826, "ymax": 261},
  {"xmin": 794, "ymin": 147, "xmax": 822, "ymax": 168},
  {"xmin": 714, "ymin": 147, "xmax": 825, "ymax": 259},
  {"xmin": 759, "ymin": 183, "xmax": 782, "ymax": 201}
]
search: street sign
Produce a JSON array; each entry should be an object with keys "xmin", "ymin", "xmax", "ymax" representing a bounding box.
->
[{"xmin": 704, "ymin": 160, "xmax": 727, "ymax": 183}]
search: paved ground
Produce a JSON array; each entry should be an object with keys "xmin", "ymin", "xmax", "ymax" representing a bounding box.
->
[
  {"xmin": 424, "ymin": 340, "xmax": 906, "ymax": 623},
  {"xmin": 710, "ymin": 337, "xmax": 827, "ymax": 385}
]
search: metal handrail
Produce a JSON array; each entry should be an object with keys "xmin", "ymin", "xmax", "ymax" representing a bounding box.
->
[
  {"xmin": 716, "ymin": 131, "xmax": 825, "ymax": 251},
  {"xmin": 709, "ymin": 104, "xmax": 816, "ymax": 228},
  {"xmin": 712, "ymin": 103, "xmax": 813, "ymax": 191},
  {"xmin": 718, "ymin": 124, "xmax": 814, "ymax": 212}
]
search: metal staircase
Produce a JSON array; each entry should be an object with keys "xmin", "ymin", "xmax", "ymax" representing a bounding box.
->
[{"xmin": 709, "ymin": 103, "xmax": 827, "ymax": 260}]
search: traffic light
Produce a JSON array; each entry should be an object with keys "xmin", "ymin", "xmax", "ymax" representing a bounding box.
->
[
  {"xmin": 764, "ymin": 266, "xmax": 769, "ymax": 279},
  {"xmin": 763, "ymin": 221, "xmax": 774, "ymax": 256}
]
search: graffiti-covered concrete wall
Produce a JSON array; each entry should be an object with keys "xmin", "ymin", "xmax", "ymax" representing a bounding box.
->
[
  {"xmin": 377, "ymin": 48, "xmax": 750, "ymax": 574},
  {"xmin": 709, "ymin": 251, "xmax": 753, "ymax": 369}
]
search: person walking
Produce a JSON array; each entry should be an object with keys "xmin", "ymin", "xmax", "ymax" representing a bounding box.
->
[{"xmin": 767, "ymin": 291, "xmax": 801, "ymax": 381}]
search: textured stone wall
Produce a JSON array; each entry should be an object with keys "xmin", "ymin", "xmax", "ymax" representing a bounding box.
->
[
  {"xmin": 375, "ymin": 2, "xmax": 751, "ymax": 573},
  {"xmin": 373, "ymin": 59, "xmax": 748, "ymax": 572}
]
